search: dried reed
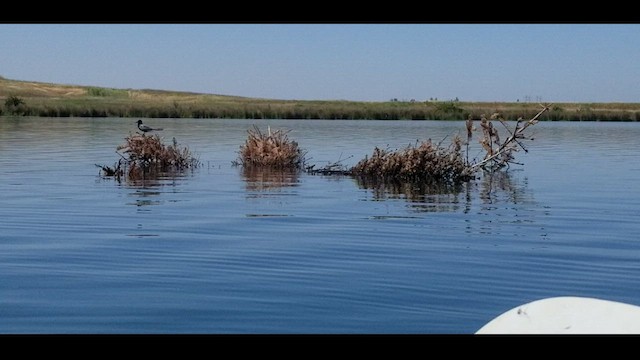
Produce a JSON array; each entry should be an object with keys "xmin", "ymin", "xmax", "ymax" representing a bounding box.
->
[
  {"xmin": 348, "ymin": 105, "xmax": 549, "ymax": 186},
  {"xmin": 351, "ymin": 137, "xmax": 475, "ymax": 185},
  {"xmin": 470, "ymin": 104, "xmax": 550, "ymax": 171},
  {"xmin": 113, "ymin": 133, "xmax": 200, "ymax": 179},
  {"xmin": 95, "ymin": 159, "xmax": 124, "ymax": 181},
  {"xmin": 238, "ymin": 125, "xmax": 306, "ymax": 169}
]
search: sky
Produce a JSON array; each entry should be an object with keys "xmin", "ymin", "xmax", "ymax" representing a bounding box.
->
[{"xmin": 0, "ymin": 23, "xmax": 639, "ymax": 103}]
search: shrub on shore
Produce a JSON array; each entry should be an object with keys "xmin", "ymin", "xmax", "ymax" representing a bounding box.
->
[{"xmin": 4, "ymin": 95, "xmax": 27, "ymax": 115}]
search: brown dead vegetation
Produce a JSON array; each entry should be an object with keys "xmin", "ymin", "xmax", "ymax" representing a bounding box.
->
[
  {"xmin": 351, "ymin": 137, "xmax": 474, "ymax": 185},
  {"xmin": 98, "ymin": 133, "xmax": 200, "ymax": 182},
  {"xmin": 237, "ymin": 125, "xmax": 306, "ymax": 169},
  {"xmin": 469, "ymin": 104, "xmax": 549, "ymax": 172},
  {"xmin": 99, "ymin": 105, "xmax": 548, "ymax": 189},
  {"xmin": 320, "ymin": 104, "xmax": 550, "ymax": 186}
]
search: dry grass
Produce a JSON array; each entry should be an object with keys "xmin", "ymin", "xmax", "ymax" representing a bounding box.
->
[
  {"xmin": 3, "ymin": 77, "xmax": 638, "ymax": 120},
  {"xmin": 95, "ymin": 107, "xmax": 546, "ymax": 190},
  {"xmin": 0, "ymin": 78, "xmax": 86, "ymax": 97},
  {"xmin": 237, "ymin": 125, "xmax": 306, "ymax": 169},
  {"xmin": 110, "ymin": 133, "xmax": 199, "ymax": 180},
  {"xmin": 348, "ymin": 105, "xmax": 550, "ymax": 185},
  {"xmin": 351, "ymin": 137, "xmax": 475, "ymax": 185}
]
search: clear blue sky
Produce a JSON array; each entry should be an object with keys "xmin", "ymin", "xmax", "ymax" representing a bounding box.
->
[{"xmin": 1, "ymin": 23, "xmax": 638, "ymax": 102}]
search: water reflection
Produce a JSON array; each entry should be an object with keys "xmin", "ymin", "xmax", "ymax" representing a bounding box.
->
[
  {"xmin": 240, "ymin": 166, "xmax": 301, "ymax": 192},
  {"xmin": 354, "ymin": 176, "xmax": 465, "ymax": 213},
  {"xmin": 126, "ymin": 189, "xmax": 163, "ymax": 208},
  {"xmin": 4, "ymin": 117, "xmax": 639, "ymax": 333},
  {"xmin": 124, "ymin": 172, "xmax": 190, "ymax": 189},
  {"xmin": 477, "ymin": 170, "xmax": 534, "ymax": 206},
  {"xmin": 355, "ymin": 176, "xmax": 464, "ymax": 199},
  {"xmin": 124, "ymin": 173, "xmax": 190, "ymax": 208},
  {"xmin": 354, "ymin": 170, "xmax": 536, "ymax": 214},
  {"xmin": 239, "ymin": 166, "xmax": 301, "ymax": 218}
]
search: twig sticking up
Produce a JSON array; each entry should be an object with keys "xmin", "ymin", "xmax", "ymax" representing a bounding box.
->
[{"xmin": 471, "ymin": 103, "xmax": 550, "ymax": 171}]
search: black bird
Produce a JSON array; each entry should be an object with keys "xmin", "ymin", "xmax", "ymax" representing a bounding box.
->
[{"xmin": 136, "ymin": 119, "xmax": 163, "ymax": 133}]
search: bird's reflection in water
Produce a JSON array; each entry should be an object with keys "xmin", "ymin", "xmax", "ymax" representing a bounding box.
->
[
  {"xmin": 127, "ymin": 190, "xmax": 163, "ymax": 208},
  {"xmin": 124, "ymin": 172, "xmax": 188, "ymax": 208}
]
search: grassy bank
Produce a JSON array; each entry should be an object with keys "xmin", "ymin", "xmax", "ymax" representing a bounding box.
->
[{"xmin": 1, "ymin": 77, "xmax": 639, "ymax": 121}]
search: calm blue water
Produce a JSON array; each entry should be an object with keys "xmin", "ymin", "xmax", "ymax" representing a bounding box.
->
[{"xmin": 1, "ymin": 117, "xmax": 639, "ymax": 334}]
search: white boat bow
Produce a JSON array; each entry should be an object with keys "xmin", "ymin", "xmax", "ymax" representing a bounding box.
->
[{"xmin": 476, "ymin": 296, "xmax": 640, "ymax": 334}]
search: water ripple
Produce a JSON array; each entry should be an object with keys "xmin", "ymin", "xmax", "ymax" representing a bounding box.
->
[{"xmin": 1, "ymin": 118, "xmax": 639, "ymax": 333}]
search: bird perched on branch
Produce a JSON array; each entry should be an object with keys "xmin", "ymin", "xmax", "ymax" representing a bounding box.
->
[{"xmin": 136, "ymin": 119, "xmax": 163, "ymax": 133}]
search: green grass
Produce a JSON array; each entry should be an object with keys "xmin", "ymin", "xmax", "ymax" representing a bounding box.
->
[
  {"xmin": 86, "ymin": 87, "xmax": 128, "ymax": 97},
  {"xmin": 1, "ymin": 76, "xmax": 639, "ymax": 121}
]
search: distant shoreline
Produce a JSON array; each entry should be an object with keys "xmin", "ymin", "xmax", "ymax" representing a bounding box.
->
[{"xmin": 1, "ymin": 77, "xmax": 639, "ymax": 121}]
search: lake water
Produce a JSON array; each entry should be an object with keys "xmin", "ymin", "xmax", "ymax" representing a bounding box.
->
[{"xmin": 1, "ymin": 117, "xmax": 639, "ymax": 334}]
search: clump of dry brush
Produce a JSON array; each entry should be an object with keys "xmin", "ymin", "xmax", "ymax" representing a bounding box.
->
[
  {"xmin": 118, "ymin": 134, "xmax": 199, "ymax": 170},
  {"xmin": 98, "ymin": 133, "xmax": 200, "ymax": 181},
  {"xmin": 239, "ymin": 104, "xmax": 550, "ymax": 188},
  {"xmin": 236, "ymin": 125, "xmax": 307, "ymax": 169},
  {"xmin": 332, "ymin": 103, "xmax": 550, "ymax": 186},
  {"xmin": 351, "ymin": 137, "xmax": 474, "ymax": 185}
]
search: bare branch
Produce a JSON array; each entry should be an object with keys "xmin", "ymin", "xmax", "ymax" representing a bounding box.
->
[{"xmin": 471, "ymin": 104, "xmax": 550, "ymax": 170}]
